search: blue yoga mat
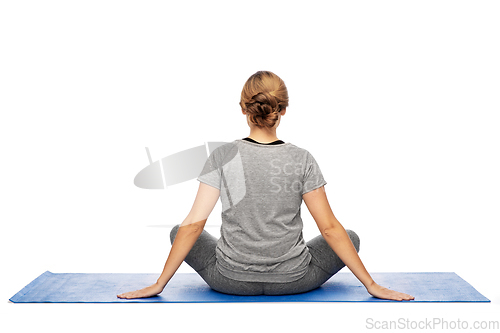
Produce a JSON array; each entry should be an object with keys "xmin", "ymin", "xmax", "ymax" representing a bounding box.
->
[{"xmin": 9, "ymin": 271, "xmax": 489, "ymax": 303}]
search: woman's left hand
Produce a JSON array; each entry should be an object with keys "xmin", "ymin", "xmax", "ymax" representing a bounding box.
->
[{"xmin": 117, "ymin": 283, "xmax": 164, "ymax": 299}]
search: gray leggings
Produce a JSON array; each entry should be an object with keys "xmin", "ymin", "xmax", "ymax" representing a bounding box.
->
[{"xmin": 170, "ymin": 225, "xmax": 360, "ymax": 296}]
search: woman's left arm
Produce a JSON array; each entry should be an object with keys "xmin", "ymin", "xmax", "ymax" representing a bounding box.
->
[{"xmin": 117, "ymin": 182, "xmax": 220, "ymax": 299}]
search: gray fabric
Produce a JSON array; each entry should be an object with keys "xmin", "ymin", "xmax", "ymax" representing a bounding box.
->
[
  {"xmin": 197, "ymin": 139, "xmax": 327, "ymax": 283},
  {"xmin": 170, "ymin": 225, "xmax": 360, "ymax": 296}
]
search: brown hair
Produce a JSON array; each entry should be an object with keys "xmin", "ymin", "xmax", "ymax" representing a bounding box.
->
[{"xmin": 240, "ymin": 71, "xmax": 289, "ymax": 128}]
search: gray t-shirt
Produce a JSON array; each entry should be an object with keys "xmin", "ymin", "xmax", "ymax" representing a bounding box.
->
[{"xmin": 197, "ymin": 139, "xmax": 327, "ymax": 283}]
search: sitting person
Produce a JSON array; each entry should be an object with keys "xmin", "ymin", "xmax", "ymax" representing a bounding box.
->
[{"xmin": 118, "ymin": 71, "xmax": 414, "ymax": 300}]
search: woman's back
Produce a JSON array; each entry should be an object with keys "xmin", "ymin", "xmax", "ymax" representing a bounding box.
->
[{"xmin": 197, "ymin": 138, "xmax": 327, "ymax": 282}]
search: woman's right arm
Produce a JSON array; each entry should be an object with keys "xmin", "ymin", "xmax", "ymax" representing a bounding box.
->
[{"xmin": 302, "ymin": 186, "xmax": 414, "ymax": 301}]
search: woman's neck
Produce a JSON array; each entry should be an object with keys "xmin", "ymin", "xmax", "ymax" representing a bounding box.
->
[{"xmin": 247, "ymin": 127, "xmax": 279, "ymax": 143}]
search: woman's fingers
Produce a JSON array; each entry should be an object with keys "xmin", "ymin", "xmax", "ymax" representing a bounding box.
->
[
  {"xmin": 396, "ymin": 290, "xmax": 414, "ymax": 301},
  {"xmin": 117, "ymin": 290, "xmax": 143, "ymax": 299},
  {"xmin": 385, "ymin": 289, "xmax": 412, "ymax": 301},
  {"xmin": 390, "ymin": 291, "xmax": 414, "ymax": 301},
  {"xmin": 117, "ymin": 284, "xmax": 163, "ymax": 299},
  {"xmin": 368, "ymin": 283, "xmax": 415, "ymax": 301},
  {"xmin": 391, "ymin": 292, "xmax": 414, "ymax": 301},
  {"xmin": 117, "ymin": 291, "xmax": 136, "ymax": 299}
]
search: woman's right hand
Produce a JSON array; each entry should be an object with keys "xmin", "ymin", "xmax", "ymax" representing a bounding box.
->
[{"xmin": 366, "ymin": 282, "xmax": 415, "ymax": 301}]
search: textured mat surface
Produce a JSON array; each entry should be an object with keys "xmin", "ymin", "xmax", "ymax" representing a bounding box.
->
[{"xmin": 9, "ymin": 271, "xmax": 490, "ymax": 303}]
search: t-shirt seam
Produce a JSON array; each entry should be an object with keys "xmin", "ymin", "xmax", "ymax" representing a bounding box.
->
[
  {"xmin": 197, "ymin": 178, "xmax": 221, "ymax": 190},
  {"xmin": 302, "ymin": 180, "xmax": 328, "ymax": 195}
]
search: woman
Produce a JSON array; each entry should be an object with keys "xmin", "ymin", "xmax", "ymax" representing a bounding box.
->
[{"xmin": 118, "ymin": 71, "xmax": 414, "ymax": 300}]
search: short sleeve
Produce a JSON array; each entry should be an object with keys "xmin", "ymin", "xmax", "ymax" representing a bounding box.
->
[
  {"xmin": 197, "ymin": 150, "xmax": 222, "ymax": 190},
  {"xmin": 302, "ymin": 151, "xmax": 327, "ymax": 195}
]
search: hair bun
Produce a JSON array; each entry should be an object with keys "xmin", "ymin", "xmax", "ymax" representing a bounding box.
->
[
  {"xmin": 249, "ymin": 92, "xmax": 279, "ymax": 113},
  {"xmin": 244, "ymin": 94, "xmax": 280, "ymax": 128},
  {"xmin": 240, "ymin": 71, "xmax": 289, "ymax": 128}
]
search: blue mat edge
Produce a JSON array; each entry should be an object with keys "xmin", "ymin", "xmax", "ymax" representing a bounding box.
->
[
  {"xmin": 9, "ymin": 271, "xmax": 491, "ymax": 303},
  {"xmin": 10, "ymin": 271, "xmax": 53, "ymax": 303},
  {"xmin": 450, "ymin": 272, "xmax": 490, "ymax": 303}
]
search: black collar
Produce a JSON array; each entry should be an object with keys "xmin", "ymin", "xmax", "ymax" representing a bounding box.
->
[{"xmin": 242, "ymin": 137, "xmax": 285, "ymax": 145}]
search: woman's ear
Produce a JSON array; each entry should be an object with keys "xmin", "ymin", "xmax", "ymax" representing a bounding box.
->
[{"xmin": 281, "ymin": 108, "xmax": 287, "ymax": 116}]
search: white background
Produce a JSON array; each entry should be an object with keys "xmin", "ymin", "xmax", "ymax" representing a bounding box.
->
[{"xmin": 1, "ymin": 0, "xmax": 499, "ymax": 332}]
